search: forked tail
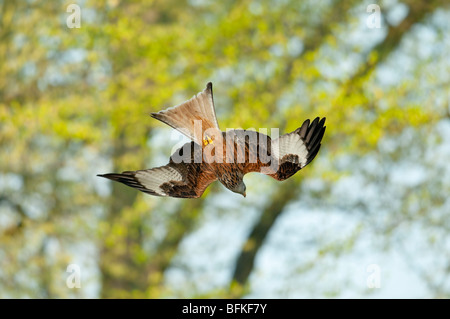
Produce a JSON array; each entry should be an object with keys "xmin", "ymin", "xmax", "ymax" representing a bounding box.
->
[{"xmin": 150, "ymin": 82, "xmax": 221, "ymax": 145}]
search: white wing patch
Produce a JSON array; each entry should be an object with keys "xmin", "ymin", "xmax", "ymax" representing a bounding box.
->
[
  {"xmin": 135, "ymin": 166, "xmax": 183, "ymax": 196},
  {"xmin": 272, "ymin": 132, "xmax": 308, "ymax": 168}
]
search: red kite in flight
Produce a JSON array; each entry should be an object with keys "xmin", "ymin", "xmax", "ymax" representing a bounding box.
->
[{"xmin": 98, "ymin": 83, "xmax": 326, "ymax": 198}]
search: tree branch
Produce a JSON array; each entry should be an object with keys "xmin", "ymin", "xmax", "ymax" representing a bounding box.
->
[{"xmin": 229, "ymin": 0, "xmax": 442, "ymax": 296}]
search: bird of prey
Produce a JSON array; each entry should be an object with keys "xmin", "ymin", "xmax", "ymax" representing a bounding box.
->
[{"xmin": 98, "ymin": 82, "xmax": 326, "ymax": 198}]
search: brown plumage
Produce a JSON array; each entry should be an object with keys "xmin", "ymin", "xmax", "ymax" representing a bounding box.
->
[{"xmin": 98, "ymin": 83, "xmax": 326, "ymax": 198}]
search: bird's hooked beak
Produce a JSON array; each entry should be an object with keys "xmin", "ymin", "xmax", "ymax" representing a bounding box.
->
[
  {"xmin": 241, "ymin": 185, "xmax": 246, "ymax": 198},
  {"xmin": 231, "ymin": 180, "xmax": 246, "ymax": 198},
  {"xmin": 236, "ymin": 186, "xmax": 246, "ymax": 198}
]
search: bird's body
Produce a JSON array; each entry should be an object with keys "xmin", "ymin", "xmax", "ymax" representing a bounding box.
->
[{"xmin": 98, "ymin": 83, "xmax": 326, "ymax": 198}]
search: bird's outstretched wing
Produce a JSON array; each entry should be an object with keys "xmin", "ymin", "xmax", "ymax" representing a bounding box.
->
[
  {"xmin": 267, "ymin": 117, "xmax": 326, "ymax": 181},
  {"xmin": 150, "ymin": 82, "xmax": 221, "ymax": 146},
  {"xmin": 98, "ymin": 142, "xmax": 217, "ymax": 198}
]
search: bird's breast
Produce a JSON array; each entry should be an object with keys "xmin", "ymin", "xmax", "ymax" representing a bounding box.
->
[{"xmin": 201, "ymin": 130, "xmax": 273, "ymax": 174}]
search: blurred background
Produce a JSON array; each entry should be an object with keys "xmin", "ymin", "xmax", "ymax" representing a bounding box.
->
[{"xmin": 1, "ymin": 0, "xmax": 449, "ymax": 298}]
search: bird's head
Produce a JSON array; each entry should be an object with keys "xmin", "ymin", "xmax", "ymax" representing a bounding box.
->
[
  {"xmin": 219, "ymin": 172, "xmax": 246, "ymax": 198},
  {"xmin": 231, "ymin": 181, "xmax": 246, "ymax": 198}
]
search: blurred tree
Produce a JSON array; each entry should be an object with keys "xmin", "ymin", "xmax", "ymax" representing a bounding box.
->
[
  {"xmin": 0, "ymin": 0, "xmax": 449, "ymax": 298},
  {"xmin": 230, "ymin": 0, "xmax": 448, "ymax": 295}
]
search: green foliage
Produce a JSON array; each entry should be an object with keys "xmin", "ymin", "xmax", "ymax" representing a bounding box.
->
[{"xmin": 1, "ymin": 0, "xmax": 449, "ymax": 298}]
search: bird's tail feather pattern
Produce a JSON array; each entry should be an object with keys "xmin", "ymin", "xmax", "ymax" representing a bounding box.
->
[{"xmin": 150, "ymin": 82, "xmax": 220, "ymax": 145}]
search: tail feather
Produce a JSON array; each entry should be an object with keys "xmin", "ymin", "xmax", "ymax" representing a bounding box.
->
[{"xmin": 150, "ymin": 82, "xmax": 220, "ymax": 145}]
